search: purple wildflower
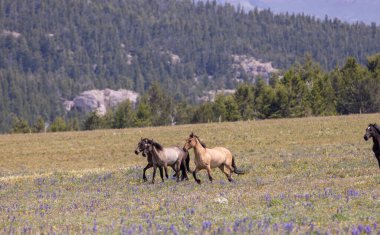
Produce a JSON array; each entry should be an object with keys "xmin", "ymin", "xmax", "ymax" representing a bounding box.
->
[
  {"xmin": 365, "ymin": 225, "xmax": 371, "ymax": 234},
  {"xmin": 202, "ymin": 221, "xmax": 212, "ymax": 231},
  {"xmin": 283, "ymin": 222, "xmax": 294, "ymax": 233},
  {"xmin": 93, "ymin": 219, "xmax": 97, "ymax": 233}
]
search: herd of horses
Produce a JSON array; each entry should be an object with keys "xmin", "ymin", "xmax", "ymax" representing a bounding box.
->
[
  {"xmin": 135, "ymin": 124, "xmax": 380, "ymax": 184},
  {"xmin": 134, "ymin": 132, "xmax": 245, "ymax": 184}
]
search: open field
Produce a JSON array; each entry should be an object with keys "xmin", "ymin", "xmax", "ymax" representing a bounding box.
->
[{"xmin": 0, "ymin": 114, "xmax": 379, "ymax": 234}]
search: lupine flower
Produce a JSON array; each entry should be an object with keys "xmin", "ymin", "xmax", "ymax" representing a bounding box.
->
[
  {"xmin": 202, "ymin": 221, "xmax": 212, "ymax": 230},
  {"xmin": 283, "ymin": 222, "xmax": 294, "ymax": 233},
  {"xmin": 93, "ymin": 219, "xmax": 97, "ymax": 233},
  {"xmin": 170, "ymin": 224, "xmax": 178, "ymax": 235}
]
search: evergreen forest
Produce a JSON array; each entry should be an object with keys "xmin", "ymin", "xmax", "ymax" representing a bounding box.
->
[{"xmin": 1, "ymin": 0, "xmax": 380, "ymax": 133}]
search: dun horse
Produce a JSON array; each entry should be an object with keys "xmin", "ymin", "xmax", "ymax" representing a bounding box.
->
[
  {"xmin": 363, "ymin": 124, "xmax": 380, "ymax": 168},
  {"xmin": 135, "ymin": 138, "xmax": 190, "ymax": 183},
  {"xmin": 183, "ymin": 133, "xmax": 245, "ymax": 184}
]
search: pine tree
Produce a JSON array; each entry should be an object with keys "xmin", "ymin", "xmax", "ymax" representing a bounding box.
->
[
  {"xmin": 11, "ymin": 116, "xmax": 30, "ymax": 134},
  {"xmin": 33, "ymin": 117, "xmax": 45, "ymax": 133},
  {"xmin": 112, "ymin": 100, "xmax": 136, "ymax": 129}
]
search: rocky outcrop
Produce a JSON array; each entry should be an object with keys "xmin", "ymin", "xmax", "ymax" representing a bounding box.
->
[
  {"xmin": 1, "ymin": 30, "xmax": 21, "ymax": 38},
  {"xmin": 197, "ymin": 89, "xmax": 236, "ymax": 103},
  {"xmin": 232, "ymin": 55, "xmax": 278, "ymax": 82},
  {"xmin": 63, "ymin": 89, "xmax": 139, "ymax": 116}
]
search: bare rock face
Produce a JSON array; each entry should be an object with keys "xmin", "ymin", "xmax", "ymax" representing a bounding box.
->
[
  {"xmin": 63, "ymin": 89, "xmax": 139, "ymax": 116},
  {"xmin": 197, "ymin": 89, "xmax": 236, "ymax": 103},
  {"xmin": 232, "ymin": 55, "xmax": 278, "ymax": 82}
]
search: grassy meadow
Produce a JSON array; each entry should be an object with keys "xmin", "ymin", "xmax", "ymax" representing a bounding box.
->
[{"xmin": 0, "ymin": 114, "xmax": 379, "ymax": 234}]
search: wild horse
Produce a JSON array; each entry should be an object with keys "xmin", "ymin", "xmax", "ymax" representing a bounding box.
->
[
  {"xmin": 134, "ymin": 138, "xmax": 191, "ymax": 183},
  {"xmin": 183, "ymin": 133, "xmax": 245, "ymax": 184},
  {"xmin": 363, "ymin": 123, "xmax": 380, "ymax": 168}
]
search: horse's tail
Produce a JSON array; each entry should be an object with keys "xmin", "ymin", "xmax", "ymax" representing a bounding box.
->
[
  {"xmin": 185, "ymin": 151, "xmax": 193, "ymax": 173},
  {"xmin": 232, "ymin": 156, "xmax": 245, "ymax": 174}
]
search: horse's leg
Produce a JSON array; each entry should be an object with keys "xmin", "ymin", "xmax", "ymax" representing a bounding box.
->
[
  {"xmin": 219, "ymin": 164, "xmax": 233, "ymax": 182},
  {"xmin": 158, "ymin": 166, "xmax": 164, "ymax": 182},
  {"xmin": 170, "ymin": 165, "xmax": 176, "ymax": 178},
  {"xmin": 143, "ymin": 163, "xmax": 153, "ymax": 182},
  {"xmin": 176, "ymin": 161, "xmax": 181, "ymax": 182},
  {"xmin": 151, "ymin": 165, "xmax": 157, "ymax": 184},
  {"xmin": 185, "ymin": 152, "xmax": 193, "ymax": 173},
  {"xmin": 206, "ymin": 166, "xmax": 213, "ymax": 182},
  {"xmin": 163, "ymin": 164, "xmax": 169, "ymax": 182},
  {"xmin": 180, "ymin": 158, "xmax": 188, "ymax": 181},
  {"xmin": 192, "ymin": 167, "xmax": 201, "ymax": 185}
]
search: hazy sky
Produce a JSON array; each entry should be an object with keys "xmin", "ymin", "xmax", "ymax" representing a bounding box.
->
[{"xmin": 210, "ymin": 0, "xmax": 380, "ymax": 24}]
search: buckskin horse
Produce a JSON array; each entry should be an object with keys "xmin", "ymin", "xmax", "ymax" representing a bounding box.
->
[{"xmin": 183, "ymin": 133, "xmax": 245, "ymax": 184}]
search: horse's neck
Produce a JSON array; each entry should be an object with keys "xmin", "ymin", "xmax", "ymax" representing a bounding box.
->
[
  {"xmin": 144, "ymin": 150, "xmax": 153, "ymax": 162},
  {"xmin": 193, "ymin": 139, "xmax": 206, "ymax": 157},
  {"xmin": 151, "ymin": 146, "xmax": 165, "ymax": 161},
  {"xmin": 373, "ymin": 133, "xmax": 380, "ymax": 148}
]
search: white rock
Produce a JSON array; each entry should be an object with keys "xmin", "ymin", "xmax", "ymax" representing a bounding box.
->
[
  {"xmin": 214, "ymin": 196, "xmax": 228, "ymax": 204},
  {"xmin": 63, "ymin": 89, "xmax": 139, "ymax": 116}
]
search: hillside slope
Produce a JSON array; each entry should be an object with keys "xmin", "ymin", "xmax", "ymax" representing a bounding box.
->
[{"xmin": 1, "ymin": 0, "xmax": 380, "ymax": 131}]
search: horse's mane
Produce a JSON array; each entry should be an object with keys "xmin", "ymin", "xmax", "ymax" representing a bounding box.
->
[
  {"xmin": 147, "ymin": 139, "xmax": 163, "ymax": 151},
  {"xmin": 189, "ymin": 132, "xmax": 207, "ymax": 148},
  {"xmin": 371, "ymin": 123, "xmax": 380, "ymax": 135}
]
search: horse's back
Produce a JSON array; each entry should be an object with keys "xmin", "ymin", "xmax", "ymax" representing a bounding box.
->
[
  {"xmin": 163, "ymin": 147, "xmax": 182, "ymax": 164},
  {"xmin": 206, "ymin": 147, "xmax": 232, "ymax": 167},
  {"xmin": 212, "ymin": 147, "xmax": 232, "ymax": 156}
]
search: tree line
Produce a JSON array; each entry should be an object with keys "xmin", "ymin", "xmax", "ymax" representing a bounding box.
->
[
  {"xmin": 11, "ymin": 54, "xmax": 380, "ymax": 133},
  {"xmin": 1, "ymin": 0, "xmax": 380, "ymax": 132}
]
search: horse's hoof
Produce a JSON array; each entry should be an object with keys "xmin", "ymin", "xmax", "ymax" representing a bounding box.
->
[
  {"xmin": 143, "ymin": 178, "xmax": 148, "ymax": 182},
  {"xmin": 196, "ymin": 180, "xmax": 201, "ymax": 185}
]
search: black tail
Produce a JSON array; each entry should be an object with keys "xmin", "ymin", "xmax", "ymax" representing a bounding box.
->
[{"xmin": 232, "ymin": 157, "xmax": 245, "ymax": 174}]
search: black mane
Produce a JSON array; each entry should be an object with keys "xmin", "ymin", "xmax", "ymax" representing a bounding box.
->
[
  {"xmin": 189, "ymin": 132, "xmax": 207, "ymax": 148},
  {"xmin": 373, "ymin": 123, "xmax": 380, "ymax": 135},
  {"xmin": 148, "ymin": 139, "xmax": 163, "ymax": 151}
]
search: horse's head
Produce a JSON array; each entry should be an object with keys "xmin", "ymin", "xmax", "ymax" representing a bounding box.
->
[
  {"xmin": 364, "ymin": 124, "xmax": 379, "ymax": 141},
  {"xmin": 134, "ymin": 138, "xmax": 150, "ymax": 156},
  {"xmin": 183, "ymin": 132, "xmax": 199, "ymax": 151}
]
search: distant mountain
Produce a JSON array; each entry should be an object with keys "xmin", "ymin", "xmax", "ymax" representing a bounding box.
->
[{"xmin": 206, "ymin": 0, "xmax": 380, "ymax": 25}]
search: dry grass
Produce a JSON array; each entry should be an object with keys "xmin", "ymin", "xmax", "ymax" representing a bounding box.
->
[{"xmin": 0, "ymin": 114, "xmax": 379, "ymax": 234}]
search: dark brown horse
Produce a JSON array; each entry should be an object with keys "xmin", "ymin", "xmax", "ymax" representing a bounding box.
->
[
  {"xmin": 363, "ymin": 123, "xmax": 380, "ymax": 168},
  {"xmin": 134, "ymin": 138, "xmax": 192, "ymax": 183},
  {"xmin": 135, "ymin": 138, "xmax": 166, "ymax": 182}
]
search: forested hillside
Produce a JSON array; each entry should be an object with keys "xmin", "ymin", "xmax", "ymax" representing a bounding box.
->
[{"xmin": 1, "ymin": 0, "xmax": 380, "ymax": 132}]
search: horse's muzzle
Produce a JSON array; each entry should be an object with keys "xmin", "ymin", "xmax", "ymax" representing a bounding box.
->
[{"xmin": 364, "ymin": 135, "xmax": 369, "ymax": 141}]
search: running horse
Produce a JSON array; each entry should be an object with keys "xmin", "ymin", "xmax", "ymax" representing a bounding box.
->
[
  {"xmin": 183, "ymin": 133, "xmax": 245, "ymax": 184},
  {"xmin": 134, "ymin": 138, "xmax": 191, "ymax": 183},
  {"xmin": 363, "ymin": 123, "xmax": 380, "ymax": 168}
]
